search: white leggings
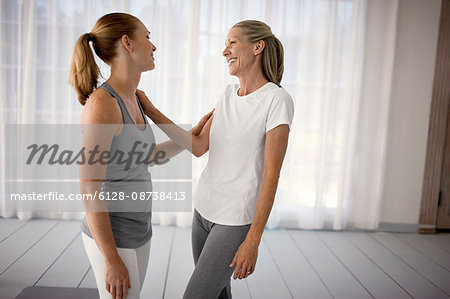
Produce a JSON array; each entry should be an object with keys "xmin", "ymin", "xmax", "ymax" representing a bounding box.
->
[{"xmin": 81, "ymin": 232, "xmax": 151, "ymax": 299}]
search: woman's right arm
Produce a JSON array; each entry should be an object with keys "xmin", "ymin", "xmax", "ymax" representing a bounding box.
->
[
  {"xmin": 80, "ymin": 92, "xmax": 131, "ymax": 299},
  {"xmin": 136, "ymin": 90, "xmax": 213, "ymax": 157},
  {"xmin": 145, "ymin": 108, "xmax": 215, "ymax": 166}
]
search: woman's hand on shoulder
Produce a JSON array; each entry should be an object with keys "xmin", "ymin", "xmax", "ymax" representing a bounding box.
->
[
  {"xmin": 136, "ymin": 89, "xmax": 155, "ymax": 116},
  {"xmin": 192, "ymin": 108, "xmax": 215, "ymax": 136},
  {"xmin": 191, "ymin": 108, "xmax": 215, "ymax": 157}
]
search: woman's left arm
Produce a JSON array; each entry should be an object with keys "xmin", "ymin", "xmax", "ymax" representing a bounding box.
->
[
  {"xmin": 146, "ymin": 110, "xmax": 214, "ymax": 166},
  {"xmin": 230, "ymin": 124, "xmax": 290, "ymax": 279}
]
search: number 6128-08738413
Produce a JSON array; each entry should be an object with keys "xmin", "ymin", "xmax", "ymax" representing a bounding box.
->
[{"xmin": 96, "ymin": 191, "xmax": 186, "ymax": 201}]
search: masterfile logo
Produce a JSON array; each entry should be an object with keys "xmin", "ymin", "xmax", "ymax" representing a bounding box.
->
[{"xmin": 4, "ymin": 124, "xmax": 193, "ymax": 213}]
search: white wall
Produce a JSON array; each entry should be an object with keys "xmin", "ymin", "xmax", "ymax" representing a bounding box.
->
[{"xmin": 380, "ymin": 0, "xmax": 442, "ymax": 224}]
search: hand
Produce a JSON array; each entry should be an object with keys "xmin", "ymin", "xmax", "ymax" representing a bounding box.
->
[
  {"xmin": 192, "ymin": 108, "xmax": 215, "ymax": 136},
  {"xmin": 136, "ymin": 89, "xmax": 155, "ymax": 115},
  {"xmin": 105, "ymin": 257, "xmax": 130, "ymax": 299},
  {"xmin": 229, "ymin": 239, "xmax": 259, "ymax": 280}
]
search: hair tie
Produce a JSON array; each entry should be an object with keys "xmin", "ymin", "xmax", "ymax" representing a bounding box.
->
[{"xmin": 88, "ymin": 32, "xmax": 94, "ymax": 41}]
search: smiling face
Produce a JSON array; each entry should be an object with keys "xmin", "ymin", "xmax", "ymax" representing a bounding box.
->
[
  {"xmin": 129, "ymin": 21, "xmax": 157, "ymax": 71},
  {"xmin": 222, "ymin": 27, "xmax": 258, "ymax": 77}
]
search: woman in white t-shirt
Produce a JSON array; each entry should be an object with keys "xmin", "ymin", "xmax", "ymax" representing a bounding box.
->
[{"xmin": 137, "ymin": 20, "xmax": 294, "ymax": 299}]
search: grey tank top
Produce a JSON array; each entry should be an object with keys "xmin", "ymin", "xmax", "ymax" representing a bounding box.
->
[{"xmin": 80, "ymin": 82, "xmax": 155, "ymax": 248}]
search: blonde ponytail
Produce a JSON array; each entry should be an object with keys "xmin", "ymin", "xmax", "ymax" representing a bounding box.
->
[
  {"xmin": 262, "ymin": 35, "xmax": 284, "ymax": 87},
  {"xmin": 69, "ymin": 33, "xmax": 99, "ymax": 105}
]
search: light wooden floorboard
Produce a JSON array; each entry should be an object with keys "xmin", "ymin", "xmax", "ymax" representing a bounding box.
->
[
  {"xmin": 371, "ymin": 233, "xmax": 450, "ymax": 295},
  {"xmin": 435, "ymin": 233, "xmax": 450, "ymax": 245},
  {"xmin": 141, "ymin": 225, "xmax": 174, "ymax": 298},
  {"xmin": 424, "ymin": 234, "xmax": 450, "ymax": 254},
  {"xmin": 163, "ymin": 227, "xmax": 193, "ymax": 299},
  {"xmin": 395, "ymin": 233, "xmax": 450, "ymax": 272},
  {"xmin": 245, "ymin": 236, "xmax": 292, "ymax": 299},
  {"xmin": 0, "ymin": 218, "xmax": 27, "ymax": 244},
  {"xmin": 317, "ymin": 231, "xmax": 411, "ymax": 299},
  {"xmin": 35, "ymin": 232, "xmax": 91, "ymax": 288},
  {"xmin": 290, "ymin": 230, "xmax": 372, "ymax": 299},
  {"xmin": 79, "ymin": 267, "xmax": 97, "ymax": 288},
  {"xmin": 346, "ymin": 232, "xmax": 449, "ymax": 299},
  {"xmin": 0, "ymin": 220, "xmax": 81, "ymax": 299},
  {"xmin": 264, "ymin": 229, "xmax": 332, "ymax": 299},
  {"xmin": 0, "ymin": 220, "xmax": 58, "ymax": 275}
]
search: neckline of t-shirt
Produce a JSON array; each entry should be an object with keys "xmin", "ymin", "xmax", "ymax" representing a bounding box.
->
[{"xmin": 234, "ymin": 82, "xmax": 277, "ymax": 99}]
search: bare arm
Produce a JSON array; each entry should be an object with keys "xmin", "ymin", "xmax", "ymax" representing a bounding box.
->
[
  {"xmin": 146, "ymin": 109, "xmax": 215, "ymax": 165},
  {"xmin": 136, "ymin": 90, "xmax": 213, "ymax": 157},
  {"xmin": 79, "ymin": 91, "xmax": 131, "ymax": 298},
  {"xmin": 230, "ymin": 124, "xmax": 290, "ymax": 279}
]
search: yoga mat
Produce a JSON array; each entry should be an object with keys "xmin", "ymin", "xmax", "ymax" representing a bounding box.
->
[{"xmin": 15, "ymin": 286, "xmax": 99, "ymax": 299}]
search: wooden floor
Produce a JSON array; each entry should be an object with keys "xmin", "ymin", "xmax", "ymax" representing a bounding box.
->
[{"xmin": 0, "ymin": 219, "xmax": 449, "ymax": 299}]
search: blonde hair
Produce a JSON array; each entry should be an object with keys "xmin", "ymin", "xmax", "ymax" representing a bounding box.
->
[
  {"xmin": 233, "ymin": 20, "xmax": 284, "ymax": 87},
  {"xmin": 69, "ymin": 13, "xmax": 141, "ymax": 105}
]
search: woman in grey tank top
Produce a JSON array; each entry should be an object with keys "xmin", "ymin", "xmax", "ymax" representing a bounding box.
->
[{"xmin": 69, "ymin": 13, "xmax": 212, "ymax": 299}]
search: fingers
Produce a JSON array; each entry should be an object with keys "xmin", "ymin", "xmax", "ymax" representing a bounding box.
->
[
  {"xmin": 192, "ymin": 108, "xmax": 215, "ymax": 136},
  {"xmin": 229, "ymin": 255, "xmax": 237, "ymax": 268},
  {"xmin": 242, "ymin": 266, "xmax": 249, "ymax": 279},
  {"xmin": 199, "ymin": 114, "xmax": 213, "ymax": 130},
  {"xmin": 122, "ymin": 280, "xmax": 128, "ymax": 298},
  {"xmin": 204, "ymin": 108, "xmax": 215, "ymax": 115},
  {"xmin": 230, "ymin": 255, "xmax": 239, "ymax": 280},
  {"xmin": 201, "ymin": 109, "xmax": 215, "ymax": 124},
  {"xmin": 110, "ymin": 283, "xmax": 116, "ymax": 298},
  {"xmin": 199, "ymin": 115, "xmax": 209, "ymax": 126},
  {"xmin": 106, "ymin": 281, "xmax": 128, "ymax": 299},
  {"xmin": 135, "ymin": 89, "xmax": 146, "ymax": 96},
  {"xmin": 203, "ymin": 108, "xmax": 215, "ymax": 119},
  {"xmin": 231, "ymin": 257, "xmax": 256, "ymax": 280},
  {"xmin": 115, "ymin": 285, "xmax": 122, "ymax": 299},
  {"xmin": 243, "ymin": 265, "xmax": 254, "ymax": 279},
  {"xmin": 135, "ymin": 89, "xmax": 149, "ymax": 103},
  {"xmin": 236, "ymin": 263, "xmax": 255, "ymax": 280},
  {"xmin": 239, "ymin": 262, "xmax": 248, "ymax": 279},
  {"xmin": 233, "ymin": 261, "xmax": 243, "ymax": 280}
]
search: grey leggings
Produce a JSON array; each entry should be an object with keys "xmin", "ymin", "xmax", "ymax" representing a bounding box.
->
[{"xmin": 183, "ymin": 209, "xmax": 251, "ymax": 299}]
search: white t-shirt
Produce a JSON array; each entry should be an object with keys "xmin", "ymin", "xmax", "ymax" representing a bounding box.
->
[{"xmin": 193, "ymin": 82, "xmax": 295, "ymax": 225}]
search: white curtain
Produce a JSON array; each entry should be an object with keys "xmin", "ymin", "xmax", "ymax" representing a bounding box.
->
[{"xmin": 0, "ymin": 0, "xmax": 398, "ymax": 230}]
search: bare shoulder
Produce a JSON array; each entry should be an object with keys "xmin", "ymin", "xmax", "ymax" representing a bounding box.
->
[{"xmin": 80, "ymin": 88, "xmax": 122, "ymax": 125}]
